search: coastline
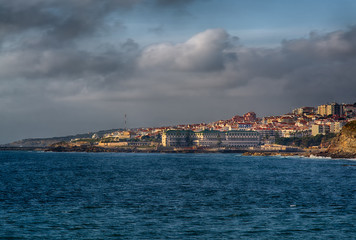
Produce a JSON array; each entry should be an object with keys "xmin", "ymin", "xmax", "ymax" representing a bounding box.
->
[{"xmin": 1, "ymin": 145, "xmax": 354, "ymax": 159}]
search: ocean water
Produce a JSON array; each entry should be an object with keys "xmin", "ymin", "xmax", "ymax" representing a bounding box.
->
[{"xmin": 0, "ymin": 151, "xmax": 355, "ymax": 239}]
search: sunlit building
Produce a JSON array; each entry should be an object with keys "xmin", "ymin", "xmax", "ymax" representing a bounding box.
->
[
  {"xmin": 311, "ymin": 124, "xmax": 330, "ymax": 136},
  {"xmin": 162, "ymin": 130, "xmax": 260, "ymax": 148}
]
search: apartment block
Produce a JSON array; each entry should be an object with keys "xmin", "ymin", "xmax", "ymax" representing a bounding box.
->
[
  {"xmin": 317, "ymin": 103, "xmax": 342, "ymax": 116},
  {"xmin": 311, "ymin": 124, "xmax": 330, "ymax": 136}
]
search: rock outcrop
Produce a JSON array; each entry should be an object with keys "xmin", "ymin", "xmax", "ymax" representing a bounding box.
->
[{"xmin": 326, "ymin": 120, "xmax": 356, "ymax": 158}]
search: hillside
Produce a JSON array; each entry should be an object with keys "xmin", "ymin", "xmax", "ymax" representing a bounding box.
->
[
  {"xmin": 326, "ymin": 121, "xmax": 356, "ymax": 158},
  {"xmin": 2, "ymin": 129, "xmax": 121, "ymax": 148}
]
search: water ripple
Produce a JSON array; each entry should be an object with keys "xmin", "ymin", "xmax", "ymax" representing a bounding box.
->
[{"xmin": 0, "ymin": 151, "xmax": 355, "ymax": 239}]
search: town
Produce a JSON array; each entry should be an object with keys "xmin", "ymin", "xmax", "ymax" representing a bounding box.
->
[{"xmin": 65, "ymin": 102, "xmax": 356, "ymax": 152}]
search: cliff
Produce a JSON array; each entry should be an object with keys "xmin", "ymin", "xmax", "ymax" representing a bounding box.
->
[{"xmin": 326, "ymin": 120, "xmax": 356, "ymax": 158}]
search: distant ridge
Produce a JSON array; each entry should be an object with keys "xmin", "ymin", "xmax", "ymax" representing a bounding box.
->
[{"xmin": 2, "ymin": 129, "xmax": 122, "ymax": 148}]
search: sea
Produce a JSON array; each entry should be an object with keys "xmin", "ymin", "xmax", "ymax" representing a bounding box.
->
[{"xmin": 0, "ymin": 151, "xmax": 355, "ymax": 239}]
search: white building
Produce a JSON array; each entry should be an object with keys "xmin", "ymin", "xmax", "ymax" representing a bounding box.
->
[
  {"xmin": 330, "ymin": 121, "xmax": 346, "ymax": 133},
  {"xmin": 237, "ymin": 123, "xmax": 253, "ymax": 130},
  {"xmin": 311, "ymin": 124, "xmax": 331, "ymax": 136},
  {"xmin": 162, "ymin": 130, "xmax": 260, "ymax": 148}
]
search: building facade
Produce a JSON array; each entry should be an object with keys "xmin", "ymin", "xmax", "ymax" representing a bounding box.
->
[
  {"xmin": 292, "ymin": 106, "xmax": 315, "ymax": 115},
  {"xmin": 161, "ymin": 130, "xmax": 195, "ymax": 147},
  {"xmin": 162, "ymin": 130, "xmax": 260, "ymax": 148},
  {"xmin": 330, "ymin": 121, "xmax": 346, "ymax": 133},
  {"xmin": 317, "ymin": 103, "xmax": 342, "ymax": 116},
  {"xmin": 311, "ymin": 124, "xmax": 331, "ymax": 136},
  {"xmin": 317, "ymin": 104, "xmax": 328, "ymax": 116}
]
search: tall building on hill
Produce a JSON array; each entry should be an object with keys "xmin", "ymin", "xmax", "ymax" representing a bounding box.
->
[
  {"xmin": 317, "ymin": 103, "xmax": 342, "ymax": 116},
  {"xmin": 317, "ymin": 104, "xmax": 328, "ymax": 116},
  {"xmin": 327, "ymin": 103, "xmax": 342, "ymax": 116}
]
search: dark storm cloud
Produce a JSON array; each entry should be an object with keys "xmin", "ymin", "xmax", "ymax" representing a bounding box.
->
[
  {"xmin": 0, "ymin": 0, "xmax": 197, "ymax": 84},
  {"xmin": 0, "ymin": 0, "xmax": 143, "ymax": 88},
  {"xmin": 0, "ymin": 39, "xmax": 139, "ymax": 83},
  {"xmin": 0, "ymin": 0, "xmax": 198, "ymax": 43},
  {"xmin": 0, "ymin": 1, "xmax": 55, "ymax": 38},
  {"xmin": 0, "ymin": 0, "xmax": 140, "ymax": 45}
]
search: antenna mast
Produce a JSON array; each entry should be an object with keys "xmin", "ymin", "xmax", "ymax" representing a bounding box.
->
[{"xmin": 124, "ymin": 114, "xmax": 127, "ymax": 130}]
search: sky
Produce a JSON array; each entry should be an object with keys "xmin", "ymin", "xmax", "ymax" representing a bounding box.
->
[{"xmin": 1, "ymin": 0, "xmax": 356, "ymax": 144}]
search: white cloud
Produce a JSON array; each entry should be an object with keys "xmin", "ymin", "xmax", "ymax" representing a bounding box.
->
[{"xmin": 139, "ymin": 28, "xmax": 233, "ymax": 71}]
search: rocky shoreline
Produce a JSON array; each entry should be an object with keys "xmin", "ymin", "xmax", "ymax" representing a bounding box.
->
[
  {"xmin": 44, "ymin": 144, "xmax": 356, "ymax": 158},
  {"xmin": 0, "ymin": 145, "xmax": 356, "ymax": 159},
  {"xmin": 1, "ymin": 145, "xmax": 355, "ymax": 159},
  {"xmin": 242, "ymin": 151, "xmax": 356, "ymax": 159},
  {"xmin": 44, "ymin": 145, "xmax": 247, "ymax": 154},
  {"xmin": 24, "ymin": 144, "xmax": 356, "ymax": 158}
]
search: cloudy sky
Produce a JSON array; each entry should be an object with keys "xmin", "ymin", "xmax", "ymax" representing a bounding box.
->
[{"xmin": 1, "ymin": 0, "xmax": 356, "ymax": 143}]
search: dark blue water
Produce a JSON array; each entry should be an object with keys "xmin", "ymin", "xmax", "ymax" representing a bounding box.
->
[{"xmin": 0, "ymin": 151, "xmax": 355, "ymax": 239}]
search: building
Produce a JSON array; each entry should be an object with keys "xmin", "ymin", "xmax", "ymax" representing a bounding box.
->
[
  {"xmin": 317, "ymin": 103, "xmax": 342, "ymax": 116},
  {"xmin": 162, "ymin": 130, "xmax": 260, "ymax": 148},
  {"xmin": 278, "ymin": 116, "xmax": 295, "ymax": 124},
  {"xmin": 224, "ymin": 130, "xmax": 260, "ymax": 148},
  {"xmin": 262, "ymin": 116, "xmax": 279, "ymax": 124},
  {"xmin": 280, "ymin": 129, "xmax": 311, "ymax": 138},
  {"xmin": 330, "ymin": 121, "xmax": 346, "ymax": 133},
  {"xmin": 232, "ymin": 114, "xmax": 244, "ymax": 122},
  {"xmin": 254, "ymin": 128, "xmax": 278, "ymax": 139},
  {"xmin": 317, "ymin": 104, "xmax": 328, "ymax": 116},
  {"xmin": 194, "ymin": 130, "xmax": 225, "ymax": 147},
  {"xmin": 260, "ymin": 144, "xmax": 300, "ymax": 152},
  {"xmin": 327, "ymin": 103, "xmax": 342, "ymax": 116},
  {"xmin": 237, "ymin": 123, "xmax": 253, "ymax": 130},
  {"xmin": 161, "ymin": 130, "xmax": 195, "ymax": 147},
  {"xmin": 243, "ymin": 112, "xmax": 257, "ymax": 122},
  {"xmin": 311, "ymin": 124, "xmax": 330, "ymax": 136},
  {"xmin": 293, "ymin": 107, "xmax": 315, "ymax": 115},
  {"xmin": 343, "ymin": 104, "xmax": 356, "ymax": 117},
  {"xmin": 98, "ymin": 141, "xmax": 158, "ymax": 148},
  {"xmin": 103, "ymin": 130, "xmax": 136, "ymax": 140}
]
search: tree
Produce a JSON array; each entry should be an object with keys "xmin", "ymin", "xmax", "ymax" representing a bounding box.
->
[
  {"xmin": 185, "ymin": 133, "xmax": 193, "ymax": 146},
  {"xmin": 217, "ymin": 134, "xmax": 222, "ymax": 147}
]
